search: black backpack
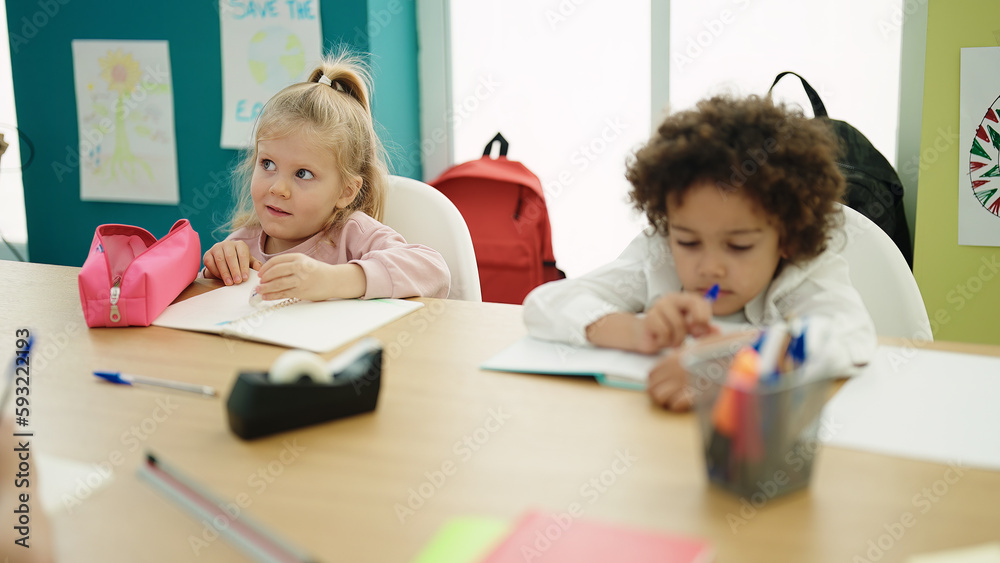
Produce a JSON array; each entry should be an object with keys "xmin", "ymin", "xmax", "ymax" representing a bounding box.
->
[{"xmin": 769, "ymin": 72, "xmax": 914, "ymax": 268}]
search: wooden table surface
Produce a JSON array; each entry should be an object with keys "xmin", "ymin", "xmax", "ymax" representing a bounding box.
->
[{"xmin": 2, "ymin": 259, "xmax": 998, "ymax": 562}]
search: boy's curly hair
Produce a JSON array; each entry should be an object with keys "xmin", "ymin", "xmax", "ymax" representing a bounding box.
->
[{"xmin": 626, "ymin": 95, "xmax": 845, "ymax": 263}]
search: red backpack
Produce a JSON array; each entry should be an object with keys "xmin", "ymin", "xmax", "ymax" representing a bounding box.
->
[{"xmin": 429, "ymin": 133, "xmax": 564, "ymax": 304}]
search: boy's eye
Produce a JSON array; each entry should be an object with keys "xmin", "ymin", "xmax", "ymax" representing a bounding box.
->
[
  {"xmin": 676, "ymin": 240, "xmax": 700, "ymax": 248},
  {"xmin": 296, "ymin": 169, "xmax": 314, "ymax": 180},
  {"xmin": 260, "ymin": 159, "xmax": 275, "ymax": 171},
  {"xmin": 729, "ymin": 244, "xmax": 753, "ymax": 252}
]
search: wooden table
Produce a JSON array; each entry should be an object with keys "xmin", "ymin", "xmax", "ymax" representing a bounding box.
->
[{"xmin": 2, "ymin": 260, "xmax": 999, "ymax": 562}]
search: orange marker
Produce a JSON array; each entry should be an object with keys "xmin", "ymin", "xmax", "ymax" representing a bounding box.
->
[{"xmin": 711, "ymin": 346, "xmax": 760, "ymax": 437}]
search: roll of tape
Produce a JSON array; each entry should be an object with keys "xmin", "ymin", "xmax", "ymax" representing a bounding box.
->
[{"xmin": 268, "ymin": 350, "xmax": 331, "ymax": 384}]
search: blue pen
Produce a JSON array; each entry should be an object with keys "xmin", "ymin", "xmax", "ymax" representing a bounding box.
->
[
  {"xmin": 249, "ymin": 287, "xmax": 264, "ymax": 307},
  {"xmin": 703, "ymin": 284, "xmax": 720, "ymax": 303},
  {"xmin": 94, "ymin": 371, "xmax": 217, "ymax": 397}
]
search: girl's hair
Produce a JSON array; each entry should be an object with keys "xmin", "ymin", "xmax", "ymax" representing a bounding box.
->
[
  {"xmin": 227, "ymin": 51, "xmax": 388, "ymax": 234},
  {"xmin": 626, "ymin": 95, "xmax": 846, "ymax": 263}
]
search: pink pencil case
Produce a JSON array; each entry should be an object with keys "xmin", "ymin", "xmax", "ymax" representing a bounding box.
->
[{"xmin": 78, "ymin": 219, "xmax": 202, "ymax": 328}]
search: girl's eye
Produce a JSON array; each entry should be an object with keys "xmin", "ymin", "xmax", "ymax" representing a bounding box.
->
[
  {"xmin": 260, "ymin": 159, "xmax": 275, "ymax": 171},
  {"xmin": 729, "ymin": 244, "xmax": 753, "ymax": 252},
  {"xmin": 296, "ymin": 169, "xmax": 314, "ymax": 180},
  {"xmin": 676, "ymin": 240, "xmax": 700, "ymax": 248}
]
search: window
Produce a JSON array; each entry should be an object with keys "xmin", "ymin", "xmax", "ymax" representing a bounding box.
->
[
  {"xmin": 669, "ymin": 0, "xmax": 903, "ymax": 165},
  {"xmin": 423, "ymin": 0, "xmax": 652, "ymax": 277},
  {"xmin": 425, "ymin": 1, "xmax": 904, "ymax": 278}
]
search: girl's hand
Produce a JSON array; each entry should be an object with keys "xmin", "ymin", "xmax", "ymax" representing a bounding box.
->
[
  {"xmin": 640, "ymin": 292, "xmax": 718, "ymax": 352},
  {"xmin": 203, "ymin": 241, "xmax": 263, "ymax": 285},
  {"xmin": 647, "ymin": 351, "xmax": 694, "ymax": 411},
  {"xmin": 256, "ymin": 253, "xmax": 367, "ymax": 301}
]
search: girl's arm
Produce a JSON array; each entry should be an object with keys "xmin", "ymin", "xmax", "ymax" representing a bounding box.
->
[
  {"xmin": 256, "ymin": 256, "xmax": 367, "ymax": 301},
  {"xmin": 255, "ymin": 217, "xmax": 451, "ymax": 301},
  {"xmin": 340, "ymin": 217, "xmax": 451, "ymax": 299}
]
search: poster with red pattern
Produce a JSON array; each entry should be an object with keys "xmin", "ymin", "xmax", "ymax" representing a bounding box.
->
[{"xmin": 959, "ymin": 47, "xmax": 1000, "ymax": 246}]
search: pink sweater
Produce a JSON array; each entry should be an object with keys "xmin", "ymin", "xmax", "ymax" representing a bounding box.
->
[{"xmin": 221, "ymin": 211, "xmax": 451, "ymax": 299}]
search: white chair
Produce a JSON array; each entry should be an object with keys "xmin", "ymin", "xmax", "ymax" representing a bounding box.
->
[
  {"xmin": 382, "ymin": 175, "xmax": 482, "ymax": 301},
  {"xmin": 834, "ymin": 204, "xmax": 931, "ymax": 340}
]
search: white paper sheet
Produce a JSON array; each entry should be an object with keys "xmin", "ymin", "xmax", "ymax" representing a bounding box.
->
[
  {"xmin": 219, "ymin": 0, "xmax": 323, "ymax": 148},
  {"xmin": 820, "ymin": 345, "xmax": 1000, "ymax": 470},
  {"xmin": 152, "ymin": 270, "xmax": 423, "ymax": 353},
  {"xmin": 36, "ymin": 453, "xmax": 114, "ymax": 514},
  {"xmin": 959, "ymin": 46, "xmax": 1000, "ymax": 246},
  {"xmin": 71, "ymin": 40, "xmax": 179, "ymax": 204}
]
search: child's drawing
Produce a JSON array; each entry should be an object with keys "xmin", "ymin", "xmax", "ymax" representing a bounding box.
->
[
  {"xmin": 72, "ymin": 40, "xmax": 179, "ymax": 204},
  {"xmin": 969, "ymin": 96, "xmax": 1000, "ymax": 216}
]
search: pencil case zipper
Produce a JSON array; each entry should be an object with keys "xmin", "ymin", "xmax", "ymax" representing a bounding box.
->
[{"xmin": 110, "ymin": 276, "xmax": 122, "ymax": 323}]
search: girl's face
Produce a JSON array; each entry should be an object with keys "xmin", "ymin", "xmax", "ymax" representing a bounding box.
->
[
  {"xmin": 251, "ymin": 133, "xmax": 360, "ymax": 254},
  {"xmin": 666, "ymin": 181, "xmax": 785, "ymax": 316}
]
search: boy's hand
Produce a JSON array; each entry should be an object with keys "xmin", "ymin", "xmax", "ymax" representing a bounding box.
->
[
  {"xmin": 586, "ymin": 293, "xmax": 719, "ymax": 354},
  {"xmin": 203, "ymin": 240, "xmax": 263, "ymax": 285},
  {"xmin": 640, "ymin": 292, "xmax": 718, "ymax": 352},
  {"xmin": 647, "ymin": 351, "xmax": 694, "ymax": 411},
  {"xmin": 256, "ymin": 253, "xmax": 367, "ymax": 301}
]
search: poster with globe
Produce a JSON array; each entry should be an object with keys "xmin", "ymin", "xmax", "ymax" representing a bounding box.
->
[
  {"xmin": 959, "ymin": 46, "xmax": 1000, "ymax": 246},
  {"xmin": 219, "ymin": 0, "xmax": 323, "ymax": 149}
]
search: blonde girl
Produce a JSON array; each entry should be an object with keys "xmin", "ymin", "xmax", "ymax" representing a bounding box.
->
[{"xmin": 203, "ymin": 52, "xmax": 450, "ymax": 300}]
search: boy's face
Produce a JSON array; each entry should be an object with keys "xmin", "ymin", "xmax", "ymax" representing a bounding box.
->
[{"xmin": 666, "ymin": 181, "xmax": 784, "ymax": 316}]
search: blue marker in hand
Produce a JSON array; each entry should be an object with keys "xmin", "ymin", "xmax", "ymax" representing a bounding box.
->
[{"xmin": 704, "ymin": 284, "xmax": 720, "ymax": 303}]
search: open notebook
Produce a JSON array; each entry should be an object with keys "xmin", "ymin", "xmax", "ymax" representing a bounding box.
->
[
  {"xmin": 481, "ymin": 337, "xmax": 663, "ymax": 390},
  {"xmin": 482, "ymin": 323, "xmax": 756, "ymax": 390},
  {"xmin": 152, "ymin": 270, "xmax": 423, "ymax": 352}
]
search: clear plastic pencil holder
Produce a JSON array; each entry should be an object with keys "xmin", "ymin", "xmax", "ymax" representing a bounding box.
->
[{"xmin": 684, "ymin": 344, "xmax": 834, "ymax": 499}]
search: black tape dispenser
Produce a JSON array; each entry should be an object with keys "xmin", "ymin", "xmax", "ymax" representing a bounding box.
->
[{"xmin": 226, "ymin": 338, "xmax": 382, "ymax": 439}]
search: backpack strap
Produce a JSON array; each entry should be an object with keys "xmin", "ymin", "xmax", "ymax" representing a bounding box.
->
[
  {"xmin": 483, "ymin": 132, "xmax": 509, "ymax": 158},
  {"xmin": 769, "ymin": 71, "xmax": 828, "ymax": 118}
]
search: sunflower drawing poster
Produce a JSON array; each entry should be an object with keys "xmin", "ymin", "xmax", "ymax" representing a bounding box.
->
[
  {"xmin": 219, "ymin": 0, "xmax": 323, "ymax": 149},
  {"xmin": 71, "ymin": 40, "xmax": 179, "ymax": 204},
  {"xmin": 959, "ymin": 46, "xmax": 1000, "ymax": 246}
]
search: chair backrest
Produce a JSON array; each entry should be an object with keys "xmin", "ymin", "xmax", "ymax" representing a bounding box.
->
[
  {"xmin": 834, "ymin": 204, "xmax": 931, "ymax": 340},
  {"xmin": 382, "ymin": 175, "xmax": 482, "ymax": 301}
]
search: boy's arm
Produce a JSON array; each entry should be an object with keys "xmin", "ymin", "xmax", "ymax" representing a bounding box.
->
[
  {"xmin": 586, "ymin": 290, "xmax": 718, "ymax": 354},
  {"xmin": 776, "ymin": 253, "xmax": 878, "ymax": 375},
  {"xmin": 585, "ymin": 312, "xmax": 646, "ymax": 351},
  {"xmin": 649, "ymin": 329, "xmax": 760, "ymax": 410},
  {"xmin": 524, "ymin": 231, "xmax": 662, "ymax": 346}
]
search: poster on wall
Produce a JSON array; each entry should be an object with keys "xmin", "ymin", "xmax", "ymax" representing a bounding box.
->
[
  {"xmin": 959, "ymin": 46, "xmax": 1000, "ymax": 246},
  {"xmin": 71, "ymin": 40, "xmax": 179, "ymax": 204},
  {"xmin": 219, "ymin": 0, "xmax": 323, "ymax": 149}
]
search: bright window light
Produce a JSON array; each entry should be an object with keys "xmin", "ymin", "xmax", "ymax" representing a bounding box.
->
[
  {"xmin": 669, "ymin": 0, "xmax": 904, "ymax": 166},
  {"xmin": 448, "ymin": 1, "xmax": 652, "ymax": 277}
]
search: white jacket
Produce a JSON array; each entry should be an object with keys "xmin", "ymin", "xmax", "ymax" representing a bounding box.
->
[{"xmin": 523, "ymin": 229, "xmax": 877, "ymax": 376}]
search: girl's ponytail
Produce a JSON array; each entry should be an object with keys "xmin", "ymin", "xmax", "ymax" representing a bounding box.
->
[{"xmin": 308, "ymin": 55, "xmax": 372, "ymax": 116}]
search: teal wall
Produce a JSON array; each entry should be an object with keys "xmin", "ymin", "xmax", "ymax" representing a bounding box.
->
[
  {"xmin": 368, "ymin": 0, "xmax": 422, "ymax": 180},
  {"xmin": 6, "ymin": 0, "xmax": 420, "ymax": 266}
]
